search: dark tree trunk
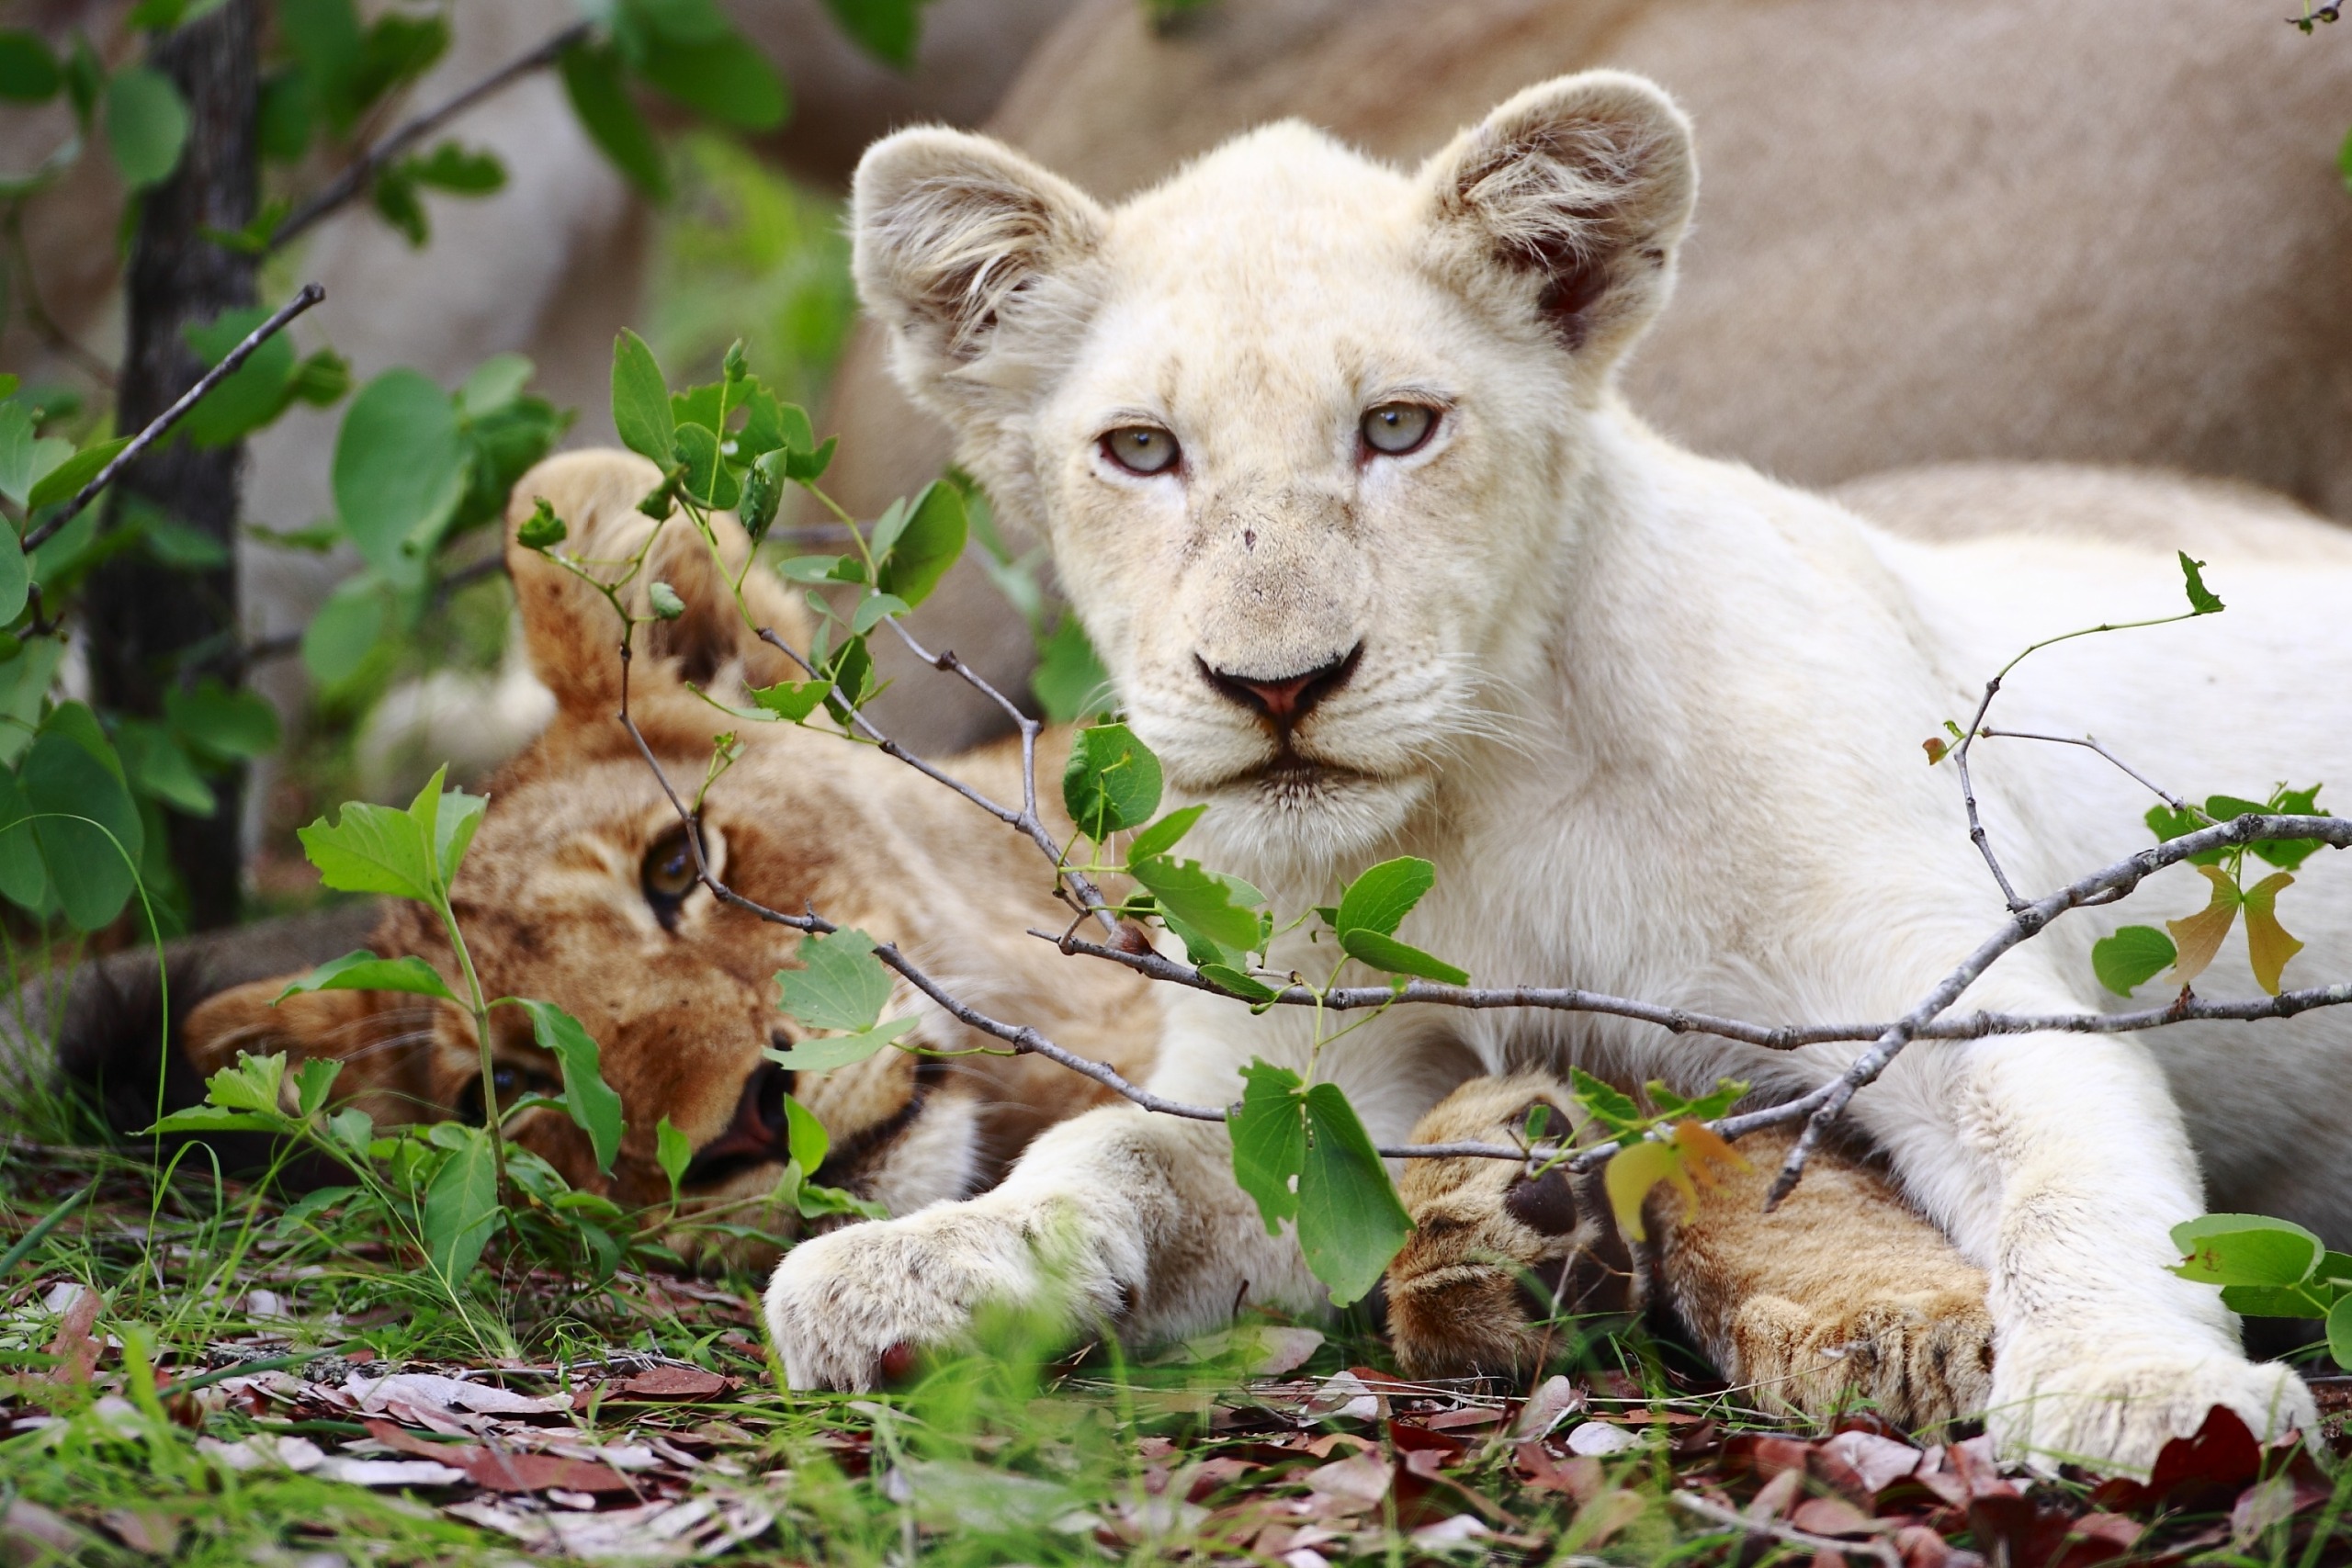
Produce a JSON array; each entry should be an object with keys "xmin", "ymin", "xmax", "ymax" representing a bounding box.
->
[{"xmin": 86, "ymin": 0, "xmax": 259, "ymax": 931}]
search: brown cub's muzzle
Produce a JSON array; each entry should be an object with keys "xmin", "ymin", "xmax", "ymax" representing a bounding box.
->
[{"xmin": 682, "ymin": 1060, "xmax": 797, "ymax": 1189}]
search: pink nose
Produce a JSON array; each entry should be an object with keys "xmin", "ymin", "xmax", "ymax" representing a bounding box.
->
[{"xmin": 1199, "ymin": 645, "xmax": 1362, "ymax": 728}]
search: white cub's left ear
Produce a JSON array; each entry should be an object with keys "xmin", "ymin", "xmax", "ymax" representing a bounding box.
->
[
  {"xmin": 1418, "ymin": 71, "xmax": 1697, "ymax": 374},
  {"xmin": 851, "ymin": 128, "xmax": 1110, "ymax": 423}
]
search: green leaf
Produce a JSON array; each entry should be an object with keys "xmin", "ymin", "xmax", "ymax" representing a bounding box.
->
[
  {"xmin": 648, "ymin": 581, "xmax": 687, "ymax": 620},
  {"xmin": 635, "ymin": 30, "xmax": 786, "ymax": 130},
  {"xmin": 103, "ymin": 66, "xmax": 188, "ymax": 189},
  {"xmin": 849, "ymin": 591, "xmax": 910, "ymax": 637},
  {"xmin": 432, "ymin": 783, "xmax": 485, "ymax": 887},
  {"xmin": 1127, "ymin": 804, "xmax": 1206, "ymax": 863},
  {"xmin": 1197, "ymin": 962, "xmax": 1277, "ymax": 1002},
  {"xmin": 505, "ymin": 998, "xmax": 626, "ymax": 1174},
  {"xmin": 257, "ymin": 66, "xmax": 311, "ymax": 162},
  {"xmin": 875, "ymin": 480, "xmax": 966, "ymax": 609},
  {"xmin": 2330, "ymin": 1294, "xmax": 2352, "ymax": 1372},
  {"xmin": 1062, "ymin": 723, "xmax": 1162, "ymax": 840},
  {"xmin": 421, "ymin": 1124, "xmax": 502, "ymax": 1285},
  {"xmin": 515, "ymin": 498, "xmax": 566, "ymax": 552},
  {"xmin": 1337, "ymin": 928, "xmax": 1469, "ymax": 987},
  {"xmin": 2171, "ymin": 1213, "xmax": 2324, "ymax": 1288},
  {"xmin": 1567, "ymin": 1066, "xmax": 1644, "ymax": 1139},
  {"xmin": 777, "ymin": 928, "xmax": 894, "ymax": 1033},
  {"xmin": 2221, "ymin": 1283, "xmax": 2333, "ymax": 1320},
  {"xmin": 292, "ymin": 1055, "xmax": 342, "ymax": 1118},
  {"xmin": 296, "ymin": 797, "xmax": 434, "ymax": 902},
  {"xmin": 25, "ymin": 434, "xmax": 130, "ymax": 511},
  {"xmin": 656, "ymin": 1116, "xmax": 692, "ymax": 1201},
  {"xmin": 778, "ymin": 554, "xmax": 861, "ymax": 585},
  {"xmin": 0, "ymin": 403, "xmax": 35, "ymax": 506},
  {"xmin": 763, "ymin": 1017, "xmax": 915, "ymax": 1072},
  {"xmin": 737, "ymin": 449, "xmax": 783, "ymax": 542},
  {"xmin": 2251, "ymin": 784, "xmax": 2325, "ymax": 872},
  {"xmin": 1333, "ymin": 856, "xmax": 1435, "ymax": 940},
  {"xmin": 1129, "ymin": 855, "xmax": 1268, "ymax": 962},
  {"xmin": 21, "ymin": 707, "xmax": 141, "ymax": 931},
  {"xmin": 164, "ymin": 677, "xmax": 280, "ymax": 761},
  {"xmin": 2092, "ymin": 924, "xmax": 2177, "ymax": 998},
  {"xmin": 404, "ymin": 141, "xmax": 503, "ymax": 193},
  {"xmin": 1032, "ymin": 615, "xmax": 1113, "ymax": 724},
  {"xmin": 0, "ymin": 33, "xmax": 61, "ymax": 103},
  {"xmin": 276, "ymin": 950, "xmax": 457, "ymax": 1004},
  {"xmin": 784, "ymin": 435, "xmax": 836, "ymax": 483},
  {"xmin": 273, "ymin": 1185, "xmax": 358, "ymax": 1237},
  {"xmin": 136, "ymin": 513, "xmax": 231, "ymax": 570},
  {"xmin": 142, "ymin": 1105, "xmax": 280, "ymax": 1136},
  {"xmin": 181, "ymin": 307, "xmax": 297, "ymax": 447},
  {"xmin": 1604, "ymin": 1139, "xmax": 1695, "ymax": 1244},
  {"xmin": 1229, "ymin": 1059, "xmax": 1306, "ymax": 1235},
  {"xmin": 821, "ymin": 0, "xmax": 924, "ymax": 66},
  {"xmin": 0, "ymin": 533, "xmax": 26, "ymax": 626},
  {"xmin": 560, "ymin": 39, "xmax": 667, "ymax": 198},
  {"xmin": 1297, "ymin": 1082, "xmax": 1411, "ymax": 1306},
  {"xmin": 334, "ymin": 370, "xmax": 465, "ymax": 590},
  {"xmin": 302, "ymin": 576, "xmax": 388, "ymax": 687},
  {"xmin": 458, "ymin": 354, "xmax": 534, "ymax": 418},
  {"xmin": 672, "ymin": 422, "xmax": 738, "ymax": 509},
  {"xmin": 115, "ymin": 720, "xmax": 213, "ymax": 816},
  {"xmin": 0, "ymin": 771, "xmax": 45, "ymax": 911},
  {"xmin": 782, "ymin": 1093, "xmax": 829, "ymax": 1172},
  {"xmin": 748, "ymin": 679, "xmax": 829, "ymax": 723},
  {"xmin": 2178, "ymin": 552, "xmax": 2224, "ymax": 615},
  {"xmin": 203, "ymin": 1051, "xmax": 288, "ymax": 1115},
  {"xmin": 611, "ymin": 330, "xmax": 675, "ymax": 467}
]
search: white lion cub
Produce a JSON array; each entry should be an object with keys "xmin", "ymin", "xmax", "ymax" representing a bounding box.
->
[{"xmin": 769, "ymin": 72, "xmax": 2352, "ymax": 1472}]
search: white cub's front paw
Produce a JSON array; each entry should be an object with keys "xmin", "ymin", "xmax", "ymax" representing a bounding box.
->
[
  {"xmin": 1987, "ymin": 1341, "xmax": 2315, "ymax": 1475},
  {"xmin": 763, "ymin": 1199, "xmax": 1091, "ymax": 1390}
]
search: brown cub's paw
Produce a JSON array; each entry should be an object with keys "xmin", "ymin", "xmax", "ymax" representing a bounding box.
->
[
  {"xmin": 1727, "ymin": 1287, "xmax": 1994, "ymax": 1432},
  {"xmin": 1385, "ymin": 1075, "xmax": 1633, "ymax": 1380},
  {"xmin": 1658, "ymin": 1126, "xmax": 1995, "ymax": 1432}
]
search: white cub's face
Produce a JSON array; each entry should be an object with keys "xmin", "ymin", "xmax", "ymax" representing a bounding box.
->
[{"xmin": 854, "ymin": 73, "xmax": 1696, "ymax": 868}]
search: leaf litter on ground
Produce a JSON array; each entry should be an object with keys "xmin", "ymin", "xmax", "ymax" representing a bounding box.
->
[{"xmin": 6, "ymin": 1159, "xmax": 2352, "ymax": 1563}]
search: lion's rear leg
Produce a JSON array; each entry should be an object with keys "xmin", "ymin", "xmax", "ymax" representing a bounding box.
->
[{"xmin": 1384, "ymin": 1076, "xmax": 1994, "ymax": 1433}]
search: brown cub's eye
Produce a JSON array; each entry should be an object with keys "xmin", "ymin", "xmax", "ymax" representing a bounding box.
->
[
  {"xmin": 1101, "ymin": 425, "xmax": 1180, "ymax": 476},
  {"xmin": 1361, "ymin": 402, "xmax": 1436, "ymax": 457},
  {"xmin": 642, "ymin": 825, "xmax": 699, "ymax": 928}
]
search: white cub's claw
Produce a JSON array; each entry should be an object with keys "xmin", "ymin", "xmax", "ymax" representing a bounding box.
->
[
  {"xmin": 762, "ymin": 1201, "xmax": 1082, "ymax": 1391},
  {"xmin": 1986, "ymin": 1344, "xmax": 2316, "ymax": 1475}
]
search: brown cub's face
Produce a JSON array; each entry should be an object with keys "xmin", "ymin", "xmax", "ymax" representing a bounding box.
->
[{"xmin": 182, "ymin": 451, "xmax": 982, "ymax": 1252}]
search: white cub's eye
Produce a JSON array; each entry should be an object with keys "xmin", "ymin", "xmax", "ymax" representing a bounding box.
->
[
  {"xmin": 1101, "ymin": 425, "xmax": 1180, "ymax": 476},
  {"xmin": 1361, "ymin": 402, "xmax": 1437, "ymax": 457}
]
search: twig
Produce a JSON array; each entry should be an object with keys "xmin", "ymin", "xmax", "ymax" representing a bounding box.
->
[
  {"xmin": 1667, "ymin": 1491, "xmax": 1902, "ymax": 1568},
  {"xmin": 20, "ymin": 283, "xmax": 325, "ymax": 553},
  {"xmin": 1045, "ymin": 929, "xmax": 2352, "ymax": 1043},
  {"xmin": 1743, "ymin": 810, "xmax": 2352, "ymax": 1202},
  {"xmin": 268, "ymin": 23, "xmax": 594, "ymax": 252},
  {"xmin": 1949, "ymin": 677, "xmax": 2024, "ymax": 910},
  {"xmin": 1973, "ymin": 727, "xmax": 2189, "ymax": 812},
  {"xmin": 754, "ymin": 623, "xmax": 1121, "ymax": 939}
]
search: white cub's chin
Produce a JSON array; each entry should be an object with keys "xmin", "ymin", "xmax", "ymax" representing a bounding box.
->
[{"xmin": 1196, "ymin": 770, "xmax": 1430, "ymax": 883}]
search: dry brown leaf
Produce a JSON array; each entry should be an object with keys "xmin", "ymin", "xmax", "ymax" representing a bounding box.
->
[
  {"xmin": 2165, "ymin": 864, "xmax": 2240, "ymax": 987},
  {"xmin": 614, "ymin": 1365, "xmax": 730, "ymax": 1400}
]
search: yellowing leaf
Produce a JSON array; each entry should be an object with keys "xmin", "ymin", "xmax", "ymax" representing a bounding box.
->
[
  {"xmin": 2165, "ymin": 864, "xmax": 2240, "ymax": 988},
  {"xmin": 1603, "ymin": 1139, "xmax": 1696, "ymax": 1244},
  {"xmin": 1669, "ymin": 1120, "xmax": 1751, "ymax": 1186},
  {"xmin": 2241, "ymin": 871, "xmax": 2303, "ymax": 997}
]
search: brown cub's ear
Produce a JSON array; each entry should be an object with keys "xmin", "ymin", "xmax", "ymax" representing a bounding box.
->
[
  {"xmin": 1417, "ymin": 71, "xmax": 1696, "ymax": 374},
  {"xmin": 504, "ymin": 449, "xmax": 813, "ymax": 717},
  {"xmin": 852, "ymin": 128, "xmax": 1108, "ymax": 423}
]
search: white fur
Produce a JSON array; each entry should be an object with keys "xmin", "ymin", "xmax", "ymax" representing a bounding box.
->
[{"xmin": 768, "ymin": 73, "xmax": 2352, "ymax": 1473}]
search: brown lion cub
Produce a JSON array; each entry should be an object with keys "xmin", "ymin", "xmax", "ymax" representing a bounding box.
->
[{"xmin": 179, "ymin": 450, "xmax": 1154, "ymax": 1236}]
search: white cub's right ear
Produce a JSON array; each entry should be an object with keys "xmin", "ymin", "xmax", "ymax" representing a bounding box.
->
[
  {"xmin": 852, "ymin": 128, "xmax": 1109, "ymax": 419},
  {"xmin": 1417, "ymin": 71, "xmax": 1697, "ymax": 376}
]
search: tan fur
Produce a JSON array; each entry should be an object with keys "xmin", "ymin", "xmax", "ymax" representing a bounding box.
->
[
  {"xmin": 1389, "ymin": 1075, "xmax": 1992, "ymax": 1429},
  {"xmin": 183, "ymin": 451, "xmax": 1156, "ymax": 1246}
]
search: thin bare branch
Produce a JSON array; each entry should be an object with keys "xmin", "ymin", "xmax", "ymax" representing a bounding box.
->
[
  {"xmin": 1974, "ymin": 726, "xmax": 2191, "ymax": 812},
  {"xmin": 1043, "ymin": 929, "xmax": 2352, "ymax": 1043},
  {"xmin": 268, "ymin": 23, "xmax": 594, "ymax": 252},
  {"xmin": 21, "ymin": 283, "xmax": 325, "ymax": 553},
  {"xmin": 1667, "ymin": 1492, "xmax": 1903, "ymax": 1568}
]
